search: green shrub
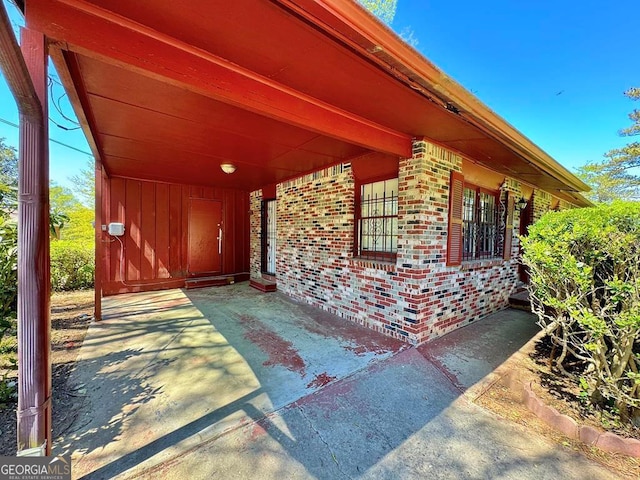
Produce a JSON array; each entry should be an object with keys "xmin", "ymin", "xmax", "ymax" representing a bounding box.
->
[
  {"xmin": 0, "ymin": 217, "xmax": 17, "ymax": 340},
  {"xmin": 521, "ymin": 202, "xmax": 640, "ymax": 425},
  {"xmin": 62, "ymin": 208, "xmax": 94, "ymax": 243},
  {"xmin": 50, "ymin": 240, "xmax": 94, "ymax": 291},
  {"xmin": 0, "ymin": 374, "xmax": 17, "ymax": 407}
]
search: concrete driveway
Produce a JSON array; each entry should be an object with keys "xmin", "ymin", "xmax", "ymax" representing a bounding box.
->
[{"xmin": 54, "ymin": 283, "xmax": 620, "ymax": 479}]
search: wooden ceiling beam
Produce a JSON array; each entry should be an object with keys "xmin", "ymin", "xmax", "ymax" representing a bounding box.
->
[
  {"xmin": 49, "ymin": 47, "xmax": 103, "ymax": 166},
  {"xmin": 26, "ymin": 0, "xmax": 412, "ymax": 158}
]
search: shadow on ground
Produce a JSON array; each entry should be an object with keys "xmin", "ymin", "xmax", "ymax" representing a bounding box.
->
[{"xmin": 53, "ymin": 284, "xmax": 617, "ymax": 480}]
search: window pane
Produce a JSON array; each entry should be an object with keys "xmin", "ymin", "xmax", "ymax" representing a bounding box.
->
[
  {"xmin": 372, "ymin": 180, "xmax": 385, "ymax": 197},
  {"xmin": 463, "ymin": 188, "xmax": 475, "ymax": 222},
  {"xmin": 462, "ymin": 188, "xmax": 476, "ymax": 260},
  {"xmin": 358, "ymin": 178, "xmax": 398, "ymax": 259},
  {"xmin": 478, "ymin": 192, "xmax": 497, "ymax": 258},
  {"xmin": 462, "ymin": 188, "xmax": 500, "ymax": 261}
]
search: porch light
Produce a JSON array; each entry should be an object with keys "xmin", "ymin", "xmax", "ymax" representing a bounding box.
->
[
  {"xmin": 220, "ymin": 163, "xmax": 236, "ymax": 174},
  {"xmin": 515, "ymin": 197, "xmax": 528, "ymax": 211}
]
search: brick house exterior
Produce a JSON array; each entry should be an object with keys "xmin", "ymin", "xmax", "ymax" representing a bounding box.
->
[
  {"xmin": 5, "ymin": 0, "xmax": 598, "ymax": 453},
  {"xmin": 250, "ymin": 139, "xmax": 577, "ymax": 345},
  {"xmin": 14, "ymin": 0, "xmax": 591, "ymax": 345}
]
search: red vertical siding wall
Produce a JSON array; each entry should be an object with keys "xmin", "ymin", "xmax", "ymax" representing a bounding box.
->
[{"xmin": 101, "ymin": 176, "xmax": 249, "ymax": 295}]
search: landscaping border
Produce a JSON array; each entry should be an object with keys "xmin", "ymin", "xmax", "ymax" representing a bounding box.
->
[
  {"xmin": 522, "ymin": 380, "xmax": 640, "ymax": 457},
  {"xmin": 466, "ymin": 329, "xmax": 640, "ymax": 458}
]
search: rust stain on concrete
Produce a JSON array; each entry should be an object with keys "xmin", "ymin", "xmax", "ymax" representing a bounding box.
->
[
  {"xmin": 293, "ymin": 302, "xmax": 406, "ymax": 357},
  {"xmin": 250, "ymin": 421, "xmax": 268, "ymax": 441},
  {"xmin": 306, "ymin": 372, "xmax": 337, "ymax": 389},
  {"xmin": 239, "ymin": 315, "xmax": 306, "ymax": 377}
]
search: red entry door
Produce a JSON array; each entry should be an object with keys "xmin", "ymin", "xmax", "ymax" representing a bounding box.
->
[{"xmin": 188, "ymin": 199, "xmax": 222, "ymax": 275}]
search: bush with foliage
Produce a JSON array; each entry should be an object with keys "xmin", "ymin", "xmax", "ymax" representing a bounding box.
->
[
  {"xmin": 0, "ymin": 140, "xmax": 18, "ymax": 349},
  {"xmin": 0, "ymin": 216, "xmax": 17, "ymax": 340},
  {"xmin": 50, "ymin": 240, "xmax": 94, "ymax": 291},
  {"xmin": 521, "ymin": 202, "xmax": 640, "ymax": 425},
  {"xmin": 50, "ymin": 181, "xmax": 95, "ymax": 291}
]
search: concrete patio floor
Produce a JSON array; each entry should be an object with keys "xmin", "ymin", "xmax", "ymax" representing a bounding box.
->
[
  {"xmin": 54, "ymin": 283, "xmax": 406, "ymax": 478},
  {"xmin": 54, "ymin": 283, "xmax": 620, "ymax": 479}
]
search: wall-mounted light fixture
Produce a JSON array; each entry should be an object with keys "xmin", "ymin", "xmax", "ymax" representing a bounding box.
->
[
  {"xmin": 220, "ymin": 163, "xmax": 236, "ymax": 174},
  {"xmin": 515, "ymin": 197, "xmax": 528, "ymax": 211}
]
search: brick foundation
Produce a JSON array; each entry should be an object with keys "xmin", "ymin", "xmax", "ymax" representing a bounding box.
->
[{"xmin": 250, "ymin": 140, "xmax": 526, "ymax": 344}]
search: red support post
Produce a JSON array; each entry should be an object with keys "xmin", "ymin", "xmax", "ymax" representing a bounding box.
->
[
  {"xmin": 17, "ymin": 27, "xmax": 51, "ymax": 455},
  {"xmin": 94, "ymin": 159, "xmax": 102, "ymax": 321}
]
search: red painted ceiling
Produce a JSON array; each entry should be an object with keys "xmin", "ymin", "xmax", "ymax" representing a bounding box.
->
[
  {"xmin": 26, "ymin": 0, "xmax": 579, "ymax": 193},
  {"xmin": 72, "ymin": 52, "xmax": 367, "ymax": 188}
]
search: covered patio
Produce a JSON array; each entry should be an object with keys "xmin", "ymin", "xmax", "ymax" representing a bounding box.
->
[
  {"xmin": 54, "ymin": 285, "xmax": 618, "ymax": 479},
  {"xmin": 56, "ymin": 283, "xmax": 406, "ymax": 477},
  {"xmin": 1, "ymin": 0, "xmax": 593, "ymax": 455}
]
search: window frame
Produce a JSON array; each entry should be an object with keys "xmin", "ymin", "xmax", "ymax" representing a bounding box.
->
[
  {"xmin": 461, "ymin": 183, "xmax": 502, "ymax": 261},
  {"xmin": 260, "ymin": 199, "xmax": 277, "ymax": 275},
  {"xmin": 447, "ymin": 171, "xmax": 513, "ymax": 266},
  {"xmin": 354, "ymin": 174, "xmax": 399, "ymax": 262}
]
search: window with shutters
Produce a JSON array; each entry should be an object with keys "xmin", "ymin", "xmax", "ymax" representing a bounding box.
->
[
  {"xmin": 447, "ymin": 171, "xmax": 509, "ymax": 266},
  {"xmin": 355, "ymin": 177, "xmax": 398, "ymax": 261},
  {"xmin": 462, "ymin": 186, "xmax": 500, "ymax": 260}
]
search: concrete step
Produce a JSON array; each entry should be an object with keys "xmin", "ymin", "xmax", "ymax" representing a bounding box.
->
[
  {"xmin": 509, "ymin": 288, "xmax": 531, "ymax": 311},
  {"xmin": 185, "ymin": 273, "xmax": 249, "ymax": 289},
  {"xmin": 250, "ymin": 277, "xmax": 277, "ymax": 292}
]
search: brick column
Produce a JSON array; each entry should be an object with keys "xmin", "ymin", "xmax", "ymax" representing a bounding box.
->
[
  {"xmin": 500, "ymin": 179, "xmax": 524, "ymax": 259},
  {"xmin": 395, "ymin": 139, "xmax": 462, "ymax": 341},
  {"xmin": 397, "ymin": 140, "xmax": 462, "ymax": 268},
  {"xmin": 531, "ymin": 189, "xmax": 552, "ymax": 222},
  {"xmin": 249, "ymin": 190, "xmax": 262, "ymax": 279}
]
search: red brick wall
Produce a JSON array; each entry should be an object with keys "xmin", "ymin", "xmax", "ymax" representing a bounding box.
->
[
  {"xmin": 250, "ymin": 141, "xmax": 524, "ymax": 344},
  {"xmin": 250, "ymin": 190, "xmax": 262, "ymax": 278},
  {"xmin": 531, "ymin": 189, "xmax": 552, "ymax": 222}
]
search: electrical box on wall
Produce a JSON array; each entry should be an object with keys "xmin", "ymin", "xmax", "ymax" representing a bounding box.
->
[{"xmin": 108, "ymin": 222, "xmax": 125, "ymax": 236}]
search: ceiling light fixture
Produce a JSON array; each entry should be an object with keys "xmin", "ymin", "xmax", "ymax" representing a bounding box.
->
[{"xmin": 220, "ymin": 163, "xmax": 236, "ymax": 174}]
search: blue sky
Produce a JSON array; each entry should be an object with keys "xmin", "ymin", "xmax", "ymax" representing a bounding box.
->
[
  {"xmin": 0, "ymin": 0, "xmax": 638, "ymax": 189},
  {"xmin": 391, "ymin": 0, "xmax": 638, "ymax": 170},
  {"xmin": 0, "ymin": 1, "xmax": 92, "ymax": 189}
]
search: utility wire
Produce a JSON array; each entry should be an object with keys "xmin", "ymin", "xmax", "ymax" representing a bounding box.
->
[
  {"xmin": 0, "ymin": 117, "xmax": 93, "ymax": 156},
  {"xmin": 49, "ymin": 116, "xmax": 81, "ymax": 131},
  {"xmin": 48, "ymin": 76, "xmax": 81, "ymax": 127}
]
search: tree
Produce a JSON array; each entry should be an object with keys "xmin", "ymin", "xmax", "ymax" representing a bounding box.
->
[
  {"xmin": 577, "ymin": 88, "xmax": 640, "ymax": 202},
  {"xmin": 50, "ymin": 183, "xmax": 81, "ymax": 215},
  {"xmin": 0, "ymin": 139, "xmax": 18, "ymax": 339},
  {"xmin": 49, "ymin": 182, "xmax": 94, "ymax": 243},
  {"xmin": 620, "ymin": 87, "xmax": 640, "ymax": 137},
  {"xmin": 576, "ymin": 162, "xmax": 640, "ymax": 203},
  {"xmin": 0, "ymin": 213, "xmax": 17, "ymax": 339},
  {"xmin": 357, "ymin": 0, "xmax": 398, "ymax": 25},
  {"xmin": 0, "ymin": 139, "xmax": 18, "ymax": 214},
  {"xmin": 48, "ymin": 182, "xmax": 95, "ymax": 290},
  {"xmin": 49, "ymin": 183, "xmax": 78, "ymax": 238},
  {"xmin": 68, "ymin": 159, "xmax": 95, "ymax": 208},
  {"xmin": 0, "ymin": 138, "xmax": 17, "ymax": 185}
]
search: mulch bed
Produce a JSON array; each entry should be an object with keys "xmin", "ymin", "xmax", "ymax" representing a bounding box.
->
[
  {"xmin": 0, "ymin": 291, "xmax": 93, "ymax": 455},
  {"xmin": 475, "ymin": 333, "xmax": 640, "ymax": 479}
]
